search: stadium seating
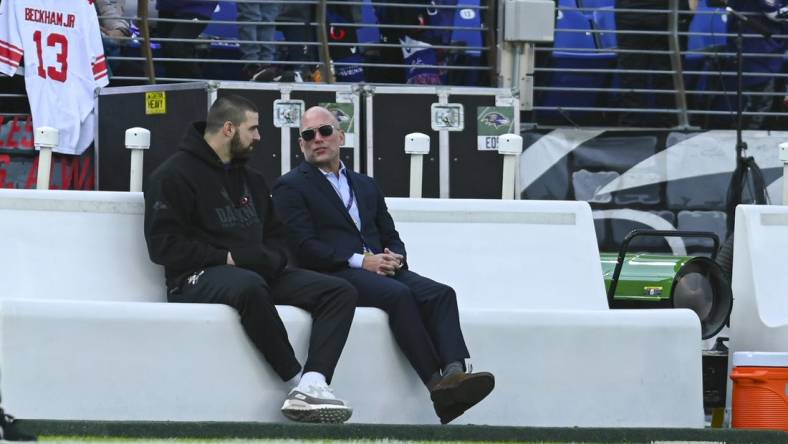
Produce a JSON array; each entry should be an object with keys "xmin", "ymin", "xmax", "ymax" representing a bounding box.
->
[
  {"xmin": 357, "ymin": 0, "xmax": 381, "ymax": 45},
  {"xmin": 606, "ymin": 210, "xmax": 676, "ymax": 251},
  {"xmin": 539, "ymin": 1, "xmax": 617, "ymax": 123},
  {"xmin": 448, "ymin": 0, "xmax": 484, "ymax": 85},
  {"xmin": 578, "ymin": 0, "xmax": 616, "ymax": 50},
  {"xmin": 578, "ymin": 0, "xmax": 614, "ymax": 14},
  {"xmin": 553, "ymin": 4, "xmax": 598, "ymax": 52},
  {"xmin": 677, "ymin": 210, "xmax": 728, "ymax": 251},
  {"xmin": 591, "ymin": 6, "xmax": 617, "ymax": 50},
  {"xmin": 684, "ymin": 1, "xmax": 727, "ymax": 96},
  {"xmin": 203, "ymin": 1, "xmax": 240, "ymax": 40},
  {"xmin": 687, "ymin": 1, "xmax": 727, "ymax": 53},
  {"xmin": 0, "ymin": 189, "xmax": 703, "ymax": 427}
]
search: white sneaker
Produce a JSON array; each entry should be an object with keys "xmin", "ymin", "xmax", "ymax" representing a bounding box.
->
[{"xmin": 281, "ymin": 384, "xmax": 352, "ymax": 423}]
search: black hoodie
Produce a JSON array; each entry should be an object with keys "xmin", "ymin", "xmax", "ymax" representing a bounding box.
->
[{"xmin": 144, "ymin": 122, "xmax": 287, "ymax": 290}]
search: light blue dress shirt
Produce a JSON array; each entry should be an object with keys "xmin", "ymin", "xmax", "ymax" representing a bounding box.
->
[{"xmin": 321, "ymin": 163, "xmax": 365, "ymax": 268}]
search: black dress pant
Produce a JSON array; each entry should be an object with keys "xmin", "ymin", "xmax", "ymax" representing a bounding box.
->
[
  {"xmin": 170, "ymin": 266, "xmax": 357, "ymax": 383},
  {"xmin": 329, "ymin": 268, "xmax": 470, "ymax": 384}
]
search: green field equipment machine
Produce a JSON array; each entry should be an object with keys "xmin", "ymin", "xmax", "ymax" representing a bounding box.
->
[{"xmin": 602, "ymin": 229, "xmax": 733, "ymax": 340}]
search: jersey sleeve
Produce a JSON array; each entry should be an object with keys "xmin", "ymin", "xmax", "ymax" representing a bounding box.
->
[
  {"xmin": 0, "ymin": 0, "xmax": 24, "ymax": 76},
  {"xmin": 85, "ymin": 0, "xmax": 109, "ymax": 86}
]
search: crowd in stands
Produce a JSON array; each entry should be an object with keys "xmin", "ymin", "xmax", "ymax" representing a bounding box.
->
[
  {"xmin": 94, "ymin": 0, "xmax": 487, "ymax": 85},
  {"xmin": 89, "ymin": 0, "xmax": 787, "ymax": 129},
  {"xmin": 0, "ymin": 0, "xmax": 773, "ymax": 131},
  {"xmin": 534, "ymin": 0, "xmax": 787, "ymax": 129}
]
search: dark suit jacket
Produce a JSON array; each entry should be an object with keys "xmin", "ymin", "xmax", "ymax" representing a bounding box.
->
[{"xmin": 272, "ymin": 161, "xmax": 407, "ymax": 272}]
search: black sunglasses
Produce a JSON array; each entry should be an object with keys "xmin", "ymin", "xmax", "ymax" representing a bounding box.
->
[{"xmin": 300, "ymin": 124, "xmax": 336, "ymax": 142}]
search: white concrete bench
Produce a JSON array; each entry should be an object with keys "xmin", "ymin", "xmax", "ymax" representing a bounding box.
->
[
  {"xmin": 0, "ymin": 189, "xmax": 703, "ymax": 427},
  {"xmin": 389, "ymin": 198, "xmax": 608, "ymax": 310}
]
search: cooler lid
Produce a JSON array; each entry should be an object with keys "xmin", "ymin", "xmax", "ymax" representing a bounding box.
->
[{"xmin": 733, "ymin": 351, "xmax": 788, "ymax": 367}]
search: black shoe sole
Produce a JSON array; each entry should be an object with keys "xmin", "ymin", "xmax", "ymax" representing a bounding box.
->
[
  {"xmin": 431, "ymin": 372, "xmax": 495, "ymax": 424},
  {"xmin": 436, "ymin": 401, "xmax": 471, "ymax": 425},
  {"xmin": 282, "ymin": 406, "xmax": 352, "ymax": 424}
]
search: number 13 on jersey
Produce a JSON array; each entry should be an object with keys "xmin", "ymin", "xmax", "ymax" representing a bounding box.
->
[{"xmin": 33, "ymin": 30, "xmax": 68, "ymax": 82}]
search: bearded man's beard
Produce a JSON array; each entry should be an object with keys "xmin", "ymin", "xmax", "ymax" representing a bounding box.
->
[{"xmin": 230, "ymin": 132, "xmax": 253, "ymax": 160}]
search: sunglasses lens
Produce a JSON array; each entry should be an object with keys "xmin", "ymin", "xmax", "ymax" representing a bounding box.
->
[
  {"xmin": 301, "ymin": 129, "xmax": 316, "ymax": 141},
  {"xmin": 318, "ymin": 125, "xmax": 334, "ymax": 137},
  {"xmin": 301, "ymin": 125, "xmax": 335, "ymax": 141}
]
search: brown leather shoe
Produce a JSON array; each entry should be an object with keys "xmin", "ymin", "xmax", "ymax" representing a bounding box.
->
[{"xmin": 430, "ymin": 371, "xmax": 495, "ymax": 424}]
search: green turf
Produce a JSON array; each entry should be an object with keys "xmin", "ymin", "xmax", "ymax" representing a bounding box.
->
[
  {"xmin": 13, "ymin": 420, "xmax": 788, "ymax": 444},
  {"xmin": 39, "ymin": 440, "xmax": 540, "ymax": 444}
]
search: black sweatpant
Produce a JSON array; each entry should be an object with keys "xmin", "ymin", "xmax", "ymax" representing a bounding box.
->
[{"xmin": 170, "ymin": 266, "xmax": 357, "ymax": 383}]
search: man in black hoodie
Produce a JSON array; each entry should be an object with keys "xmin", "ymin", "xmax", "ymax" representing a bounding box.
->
[{"xmin": 144, "ymin": 95, "xmax": 357, "ymax": 424}]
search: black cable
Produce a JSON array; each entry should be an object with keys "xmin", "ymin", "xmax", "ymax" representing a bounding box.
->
[{"xmin": 744, "ymin": 156, "xmax": 769, "ymax": 204}]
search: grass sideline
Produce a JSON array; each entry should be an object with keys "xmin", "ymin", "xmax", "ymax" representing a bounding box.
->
[
  {"xmin": 39, "ymin": 440, "xmax": 541, "ymax": 444},
  {"xmin": 13, "ymin": 421, "xmax": 788, "ymax": 444}
]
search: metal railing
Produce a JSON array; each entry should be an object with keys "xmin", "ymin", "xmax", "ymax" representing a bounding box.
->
[
  {"xmin": 2, "ymin": 1, "xmax": 785, "ymax": 131},
  {"xmin": 99, "ymin": 0, "xmax": 492, "ymax": 85},
  {"xmin": 529, "ymin": 2, "xmax": 787, "ymax": 130}
]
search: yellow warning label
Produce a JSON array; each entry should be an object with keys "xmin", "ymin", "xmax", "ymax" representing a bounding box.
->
[{"xmin": 145, "ymin": 91, "xmax": 167, "ymax": 115}]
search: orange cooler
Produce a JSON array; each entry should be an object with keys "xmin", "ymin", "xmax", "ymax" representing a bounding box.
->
[{"xmin": 731, "ymin": 352, "xmax": 788, "ymax": 430}]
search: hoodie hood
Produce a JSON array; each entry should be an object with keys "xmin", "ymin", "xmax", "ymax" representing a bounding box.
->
[
  {"xmin": 179, "ymin": 121, "xmax": 251, "ymax": 170},
  {"xmin": 179, "ymin": 121, "xmax": 248, "ymax": 212},
  {"xmin": 179, "ymin": 122, "xmax": 225, "ymax": 169}
]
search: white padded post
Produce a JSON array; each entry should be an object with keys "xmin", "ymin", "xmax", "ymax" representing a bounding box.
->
[
  {"xmin": 498, "ymin": 133, "xmax": 523, "ymax": 200},
  {"xmin": 404, "ymin": 133, "xmax": 430, "ymax": 198},
  {"xmin": 126, "ymin": 128, "xmax": 151, "ymax": 192},
  {"xmin": 34, "ymin": 127, "xmax": 58, "ymax": 190}
]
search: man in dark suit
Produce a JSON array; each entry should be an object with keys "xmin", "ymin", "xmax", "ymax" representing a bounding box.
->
[{"xmin": 272, "ymin": 106, "xmax": 495, "ymax": 424}]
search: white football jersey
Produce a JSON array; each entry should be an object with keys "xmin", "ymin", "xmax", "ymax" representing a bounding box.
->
[{"xmin": 0, "ymin": 0, "xmax": 108, "ymax": 155}]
